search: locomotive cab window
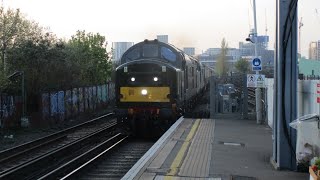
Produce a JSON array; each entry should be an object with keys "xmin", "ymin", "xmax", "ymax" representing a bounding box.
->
[
  {"xmin": 143, "ymin": 44, "xmax": 159, "ymax": 58},
  {"xmin": 161, "ymin": 47, "xmax": 176, "ymax": 62},
  {"xmin": 124, "ymin": 47, "xmax": 140, "ymax": 62}
]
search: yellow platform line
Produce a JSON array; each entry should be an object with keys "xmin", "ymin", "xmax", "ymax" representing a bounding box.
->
[{"xmin": 165, "ymin": 119, "xmax": 201, "ymax": 179}]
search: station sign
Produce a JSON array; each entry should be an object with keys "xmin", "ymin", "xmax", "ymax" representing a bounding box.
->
[
  {"xmin": 252, "ymin": 58, "xmax": 262, "ymax": 71},
  {"xmin": 247, "ymin": 74, "xmax": 265, "ymax": 88}
]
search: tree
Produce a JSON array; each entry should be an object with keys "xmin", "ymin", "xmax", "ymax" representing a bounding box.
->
[
  {"xmin": 67, "ymin": 30, "xmax": 112, "ymax": 85},
  {"xmin": 235, "ymin": 58, "xmax": 250, "ymax": 74},
  {"xmin": 7, "ymin": 33, "xmax": 65, "ymax": 93},
  {"xmin": 215, "ymin": 38, "xmax": 229, "ymax": 77},
  {"xmin": 0, "ymin": 7, "xmax": 43, "ymax": 72}
]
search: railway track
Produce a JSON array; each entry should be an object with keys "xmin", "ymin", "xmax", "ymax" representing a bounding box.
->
[
  {"xmin": 0, "ymin": 113, "xmax": 118, "ymax": 179},
  {"xmin": 40, "ymin": 138, "xmax": 154, "ymax": 179},
  {"xmin": 248, "ymin": 87, "xmax": 256, "ymax": 106}
]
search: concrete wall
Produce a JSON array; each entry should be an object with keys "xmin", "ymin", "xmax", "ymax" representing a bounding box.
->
[
  {"xmin": 41, "ymin": 82, "xmax": 115, "ymax": 125},
  {"xmin": 0, "ymin": 95, "xmax": 21, "ymax": 128},
  {"xmin": 1, "ymin": 82, "xmax": 115, "ymax": 128}
]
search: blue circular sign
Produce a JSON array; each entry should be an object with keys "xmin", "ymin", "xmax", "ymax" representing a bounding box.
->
[{"xmin": 252, "ymin": 58, "xmax": 261, "ymax": 66}]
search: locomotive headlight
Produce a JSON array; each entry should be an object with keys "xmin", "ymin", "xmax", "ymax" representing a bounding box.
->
[
  {"xmin": 131, "ymin": 77, "xmax": 135, "ymax": 82},
  {"xmin": 141, "ymin": 89, "xmax": 148, "ymax": 95},
  {"xmin": 153, "ymin": 77, "xmax": 158, "ymax": 82}
]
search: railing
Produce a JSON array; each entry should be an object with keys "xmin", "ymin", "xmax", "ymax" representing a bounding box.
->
[{"xmin": 300, "ymin": 75, "xmax": 320, "ymax": 80}]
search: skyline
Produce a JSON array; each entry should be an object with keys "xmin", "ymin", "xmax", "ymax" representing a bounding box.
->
[{"xmin": 2, "ymin": 0, "xmax": 320, "ymax": 57}]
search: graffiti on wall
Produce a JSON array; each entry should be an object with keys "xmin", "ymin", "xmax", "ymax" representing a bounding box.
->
[
  {"xmin": 50, "ymin": 92, "xmax": 58, "ymax": 118},
  {"xmin": 72, "ymin": 88, "xmax": 78, "ymax": 115},
  {"xmin": 65, "ymin": 90, "xmax": 72, "ymax": 119},
  {"xmin": 0, "ymin": 95, "xmax": 16, "ymax": 127},
  {"xmin": 102, "ymin": 85, "xmax": 107, "ymax": 103},
  {"xmin": 57, "ymin": 91, "xmax": 65, "ymax": 121},
  {"xmin": 88, "ymin": 87, "xmax": 93, "ymax": 110},
  {"xmin": 92, "ymin": 86, "xmax": 97, "ymax": 110},
  {"xmin": 84, "ymin": 87, "xmax": 89, "ymax": 111},
  {"xmin": 79, "ymin": 88, "xmax": 84, "ymax": 113},
  {"xmin": 0, "ymin": 95, "xmax": 15, "ymax": 118},
  {"xmin": 2, "ymin": 82, "xmax": 115, "ymax": 128},
  {"xmin": 41, "ymin": 93, "xmax": 50, "ymax": 120},
  {"xmin": 97, "ymin": 86, "xmax": 102, "ymax": 104}
]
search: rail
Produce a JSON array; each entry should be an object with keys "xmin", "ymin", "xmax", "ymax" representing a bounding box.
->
[
  {"xmin": 39, "ymin": 134, "xmax": 128, "ymax": 180},
  {"xmin": 0, "ymin": 113, "xmax": 116, "ymax": 179},
  {"xmin": 0, "ymin": 112, "xmax": 114, "ymax": 161}
]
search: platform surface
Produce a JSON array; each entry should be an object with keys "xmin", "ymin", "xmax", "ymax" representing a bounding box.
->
[{"xmin": 123, "ymin": 114, "xmax": 308, "ymax": 180}]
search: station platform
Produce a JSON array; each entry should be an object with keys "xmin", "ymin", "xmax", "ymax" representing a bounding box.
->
[{"xmin": 122, "ymin": 114, "xmax": 308, "ymax": 180}]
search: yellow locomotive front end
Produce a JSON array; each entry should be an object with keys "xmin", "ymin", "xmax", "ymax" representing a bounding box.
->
[
  {"xmin": 120, "ymin": 87, "xmax": 170, "ymax": 103},
  {"xmin": 115, "ymin": 60, "xmax": 179, "ymax": 136}
]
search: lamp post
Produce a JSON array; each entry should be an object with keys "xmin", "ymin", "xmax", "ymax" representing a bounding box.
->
[{"xmin": 246, "ymin": 0, "xmax": 262, "ymax": 124}]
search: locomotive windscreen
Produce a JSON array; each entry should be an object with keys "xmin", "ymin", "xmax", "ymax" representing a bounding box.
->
[
  {"xmin": 120, "ymin": 40, "xmax": 182, "ymax": 68},
  {"xmin": 161, "ymin": 47, "xmax": 176, "ymax": 62},
  {"xmin": 142, "ymin": 44, "xmax": 159, "ymax": 57}
]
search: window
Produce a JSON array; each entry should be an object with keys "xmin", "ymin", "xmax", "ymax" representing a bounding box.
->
[
  {"xmin": 143, "ymin": 44, "xmax": 158, "ymax": 57},
  {"xmin": 124, "ymin": 47, "xmax": 140, "ymax": 62},
  {"xmin": 161, "ymin": 47, "xmax": 176, "ymax": 62}
]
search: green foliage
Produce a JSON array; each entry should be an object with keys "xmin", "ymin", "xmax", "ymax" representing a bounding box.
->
[
  {"xmin": 235, "ymin": 58, "xmax": 250, "ymax": 74},
  {"xmin": 67, "ymin": 30, "xmax": 112, "ymax": 85},
  {"xmin": 1, "ymin": 6, "xmax": 112, "ymax": 97},
  {"xmin": 7, "ymin": 31, "xmax": 112, "ymax": 95},
  {"xmin": 8, "ymin": 34, "xmax": 66, "ymax": 94},
  {"xmin": 0, "ymin": 7, "xmax": 42, "ymax": 70},
  {"xmin": 0, "ymin": 6, "xmax": 45, "ymax": 93},
  {"xmin": 215, "ymin": 38, "xmax": 229, "ymax": 77}
]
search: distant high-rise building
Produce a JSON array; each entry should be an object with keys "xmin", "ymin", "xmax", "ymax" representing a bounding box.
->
[
  {"xmin": 183, "ymin": 47, "xmax": 195, "ymax": 56},
  {"xmin": 198, "ymin": 33, "xmax": 274, "ymax": 71},
  {"xmin": 309, "ymin": 41, "xmax": 320, "ymax": 60},
  {"xmin": 112, "ymin": 42, "xmax": 134, "ymax": 65},
  {"xmin": 157, "ymin": 35, "xmax": 168, "ymax": 44},
  {"xmin": 239, "ymin": 34, "xmax": 274, "ymax": 66},
  {"xmin": 205, "ymin": 48, "xmax": 240, "ymax": 60}
]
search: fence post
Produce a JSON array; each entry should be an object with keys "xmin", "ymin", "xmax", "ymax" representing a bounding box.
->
[
  {"xmin": 242, "ymin": 74, "xmax": 248, "ymax": 119},
  {"xmin": 210, "ymin": 76, "xmax": 216, "ymax": 119}
]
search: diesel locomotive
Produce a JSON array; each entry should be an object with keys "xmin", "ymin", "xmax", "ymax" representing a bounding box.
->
[{"xmin": 115, "ymin": 39, "xmax": 213, "ymax": 135}]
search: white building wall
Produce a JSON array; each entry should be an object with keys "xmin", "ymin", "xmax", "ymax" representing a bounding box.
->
[
  {"xmin": 265, "ymin": 78, "xmax": 274, "ymax": 128},
  {"xmin": 297, "ymin": 80, "xmax": 320, "ymax": 157},
  {"xmin": 265, "ymin": 79, "xmax": 320, "ymax": 128},
  {"xmin": 298, "ymin": 80, "xmax": 320, "ymax": 116},
  {"xmin": 265, "ymin": 78, "xmax": 320, "ymax": 156}
]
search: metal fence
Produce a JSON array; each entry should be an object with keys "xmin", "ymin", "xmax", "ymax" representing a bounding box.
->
[{"xmin": 300, "ymin": 74, "xmax": 320, "ymax": 80}]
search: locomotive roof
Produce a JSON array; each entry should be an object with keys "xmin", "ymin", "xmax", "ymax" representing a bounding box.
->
[{"xmin": 119, "ymin": 39, "xmax": 199, "ymax": 68}]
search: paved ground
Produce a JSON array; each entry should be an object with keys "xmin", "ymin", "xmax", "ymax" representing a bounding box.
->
[{"xmin": 210, "ymin": 113, "xmax": 308, "ymax": 180}]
